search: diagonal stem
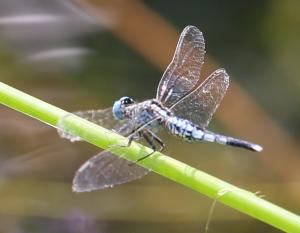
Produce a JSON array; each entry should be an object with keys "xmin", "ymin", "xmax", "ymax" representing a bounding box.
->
[{"xmin": 0, "ymin": 81, "xmax": 300, "ymax": 233}]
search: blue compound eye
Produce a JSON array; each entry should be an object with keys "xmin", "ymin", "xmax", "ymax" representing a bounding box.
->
[{"xmin": 112, "ymin": 96, "xmax": 134, "ymax": 120}]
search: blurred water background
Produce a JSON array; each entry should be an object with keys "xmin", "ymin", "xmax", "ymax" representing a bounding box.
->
[{"xmin": 0, "ymin": 1, "xmax": 299, "ymax": 233}]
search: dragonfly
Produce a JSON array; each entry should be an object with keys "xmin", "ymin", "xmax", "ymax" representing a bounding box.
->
[{"xmin": 59, "ymin": 25, "xmax": 263, "ymax": 192}]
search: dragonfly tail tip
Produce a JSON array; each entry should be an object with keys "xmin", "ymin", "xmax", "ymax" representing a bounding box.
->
[{"xmin": 252, "ymin": 144, "xmax": 263, "ymax": 152}]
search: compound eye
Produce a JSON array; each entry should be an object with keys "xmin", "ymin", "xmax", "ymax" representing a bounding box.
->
[{"xmin": 122, "ymin": 97, "xmax": 134, "ymax": 105}]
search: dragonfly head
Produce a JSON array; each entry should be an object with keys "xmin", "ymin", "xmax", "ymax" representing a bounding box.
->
[{"xmin": 112, "ymin": 96, "xmax": 134, "ymax": 120}]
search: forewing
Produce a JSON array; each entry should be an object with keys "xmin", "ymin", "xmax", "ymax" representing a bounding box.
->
[
  {"xmin": 73, "ymin": 108, "xmax": 122, "ymax": 130},
  {"xmin": 58, "ymin": 108, "xmax": 134, "ymax": 142},
  {"xmin": 156, "ymin": 26, "xmax": 205, "ymax": 107},
  {"xmin": 171, "ymin": 69, "xmax": 229, "ymax": 128},
  {"xmin": 73, "ymin": 150, "xmax": 150, "ymax": 192}
]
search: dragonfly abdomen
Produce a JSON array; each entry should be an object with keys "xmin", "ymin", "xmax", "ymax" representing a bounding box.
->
[
  {"xmin": 165, "ymin": 117, "xmax": 219, "ymax": 142},
  {"xmin": 165, "ymin": 116, "xmax": 262, "ymax": 151},
  {"xmin": 165, "ymin": 116, "xmax": 203, "ymax": 141}
]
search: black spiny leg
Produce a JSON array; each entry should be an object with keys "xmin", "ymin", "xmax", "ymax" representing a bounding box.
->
[
  {"xmin": 147, "ymin": 129, "xmax": 165, "ymax": 151},
  {"xmin": 128, "ymin": 131, "xmax": 155, "ymax": 166},
  {"xmin": 119, "ymin": 131, "xmax": 141, "ymax": 148},
  {"xmin": 134, "ymin": 129, "xmax": 165, "ymax": 163},
  {"xmin": 142, "ymin": 130, "xmax": 157, "ymax": 150}
]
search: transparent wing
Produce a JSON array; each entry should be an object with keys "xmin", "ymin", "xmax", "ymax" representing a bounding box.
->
[
  {"xmin": 74, "ymin": 107, "xmax": 136, "ymax": 134},
  {"xmin": 58, "ymin": 108, "xmax": 134, "ymax": 142},
  {"xmin": 156, "ymin": 25, "xmax": 205, "ymax": 107},
  {"xmin": 58, "ymin": 108, "xmax": 150, "ymax": 192},
  {"xmin": 73, "ymin": 150, "xmax": 150, "ymax": 192},
  {"xmin": 171, "ymin": 69, "xmax": 229, "ymax": 128}
]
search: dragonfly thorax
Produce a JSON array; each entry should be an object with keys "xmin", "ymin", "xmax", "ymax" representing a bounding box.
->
[{"xmin": 127, "ymin": 99, "xmax": 174, "ymax": 126}]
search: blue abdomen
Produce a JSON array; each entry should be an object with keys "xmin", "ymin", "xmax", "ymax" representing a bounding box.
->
[{"xmin": 166, "ymin": 117, "xmax": 199, "ymax": 141}]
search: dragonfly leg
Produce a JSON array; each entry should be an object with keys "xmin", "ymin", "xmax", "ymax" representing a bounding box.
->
[
  {"xmin": 131, "ymin": 130, "xmax": 165, "ymax": 164},
  {"xmin": 119, "ymin": 132, "xmax": 140, "ymax": 148},
  {"xmin": 142, "ymin": 130, "xmax": 158, "ymax": 151},
  {"xmin": 127, "ymin": 133, "xmax": 137, "ymax": 147},
  {"xmin": 129, "ymin": 132, "xmax": 156, "ymax": 166},
  {"xmin": 146, "ymin": 129, "xmax": 165, "ymax": 151}
]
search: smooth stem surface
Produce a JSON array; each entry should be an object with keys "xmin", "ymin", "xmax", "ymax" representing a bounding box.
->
[{"xmin": 0, "ymin": 81, "xmax": 300, "ymax": 233}]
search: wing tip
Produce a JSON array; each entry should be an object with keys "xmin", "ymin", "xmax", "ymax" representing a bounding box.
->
[
  {"xmin": 72, "ymin": 185, "xmax": 83, "ymax": 193},
  {"xmin": 72, "ymin": 184, "xmax": 113, "ymax": 193},
  {"xmin": 72, "ymin": 178, "xmax": 114, "ymax": 192},
  {"xmin": 215, "ymin": 68, "xmax": 230, "ymax": 85},
  {"xmin": 72, "ymin": 180, "xmax": 87, "ymax": 193},
  {"xmin": 183, "ymin": 25, "xmax": 203, "ymax": 37},
  {"xmin": 72, "ymin": 183, "xmax": 96, "ymax": 193},
  {"xmin": 216, "ymin": 68, "xmax": 228, "ymax": 76}
]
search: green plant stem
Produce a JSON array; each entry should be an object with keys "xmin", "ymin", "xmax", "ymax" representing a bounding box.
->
[{"xmin": 0, "ymin": 81, "xmax": 300, "ymax": 233}]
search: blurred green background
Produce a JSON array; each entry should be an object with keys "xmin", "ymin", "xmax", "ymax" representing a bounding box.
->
[{"xmin": 0, "ymin": 1, "xmax": 299, "ymax": 233}]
